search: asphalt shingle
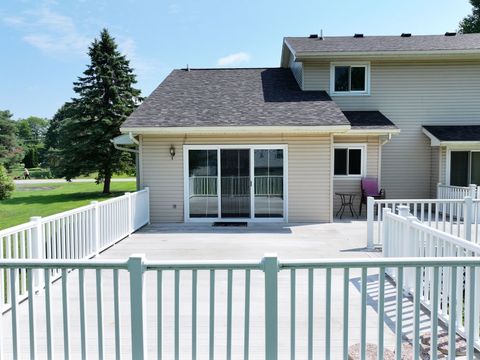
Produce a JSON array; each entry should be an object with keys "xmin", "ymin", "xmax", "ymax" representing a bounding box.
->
[
  {"xmin": 122, "ymin": 68, "xmax": 350, "ymax": 128},
  {"xmin": 423, "ymin": 125, "xmax": 480, "ymax": 142},
  {"xmin": 285, "ymin": 34, "xmax": 480, "ymax": 54},
  {"xmin": 343, "ymin": 111, "xmax": 397, "ymax": 130}
]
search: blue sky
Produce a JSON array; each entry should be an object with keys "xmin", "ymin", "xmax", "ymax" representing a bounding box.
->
[{"xmin": 0, "ymin": 0, "xmax": 473, "ymax": 119}]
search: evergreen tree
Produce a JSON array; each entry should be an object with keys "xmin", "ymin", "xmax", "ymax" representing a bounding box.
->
[
  {"xmin": 55, "ymin": 29, "xmax": 141, "ymax": 193},
  {"xmin": 0, "ymin": 110, "xmax": 24, "ymax": 170},
  {"xmin": 460, "ymin": 0, "xmax": 480, "ymax": 33}
]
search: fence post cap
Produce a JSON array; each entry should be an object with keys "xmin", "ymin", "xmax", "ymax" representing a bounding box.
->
[
  {"xmin": 90, "ymin": 200, "xmax": 99, "ymax": 205},
  {"xmin": 397, "ymin": 205, "xmax": 410, "ymax": 217},
  {"xmin": 30, "ymin": 216, "xmax": 42, "ymax": 221},
  {"xmin": 382, "ymin": 207, "xmax": 392, "ymax": 214}
]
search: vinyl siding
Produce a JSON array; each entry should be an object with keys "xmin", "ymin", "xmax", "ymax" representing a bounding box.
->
[
  {"xmin": 288, "ymin": 51, "xmax": 303, "ymax": 89},
  {"xmin": 141, "ymin": 134, "xmax": 332, "ymax": 223},
  {"xmin": 332, "ymin": 136, "xmax": 380, "ymax": 214},
  {"xmin": 430, "ymin": 147, "xmax": 440, "ymax": 197},
  {"xmin": 302, "ymin": 59, "xmax": 480, "ymax": 199}
]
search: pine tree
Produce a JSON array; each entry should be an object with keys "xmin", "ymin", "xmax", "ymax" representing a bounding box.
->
[
  {"xmin": 459, "ymin": 0, "xmax": 480, "ymax": 33},
  {"xmin": 56, "ymin": 29, "xmax": 142, "ymax": 193}
]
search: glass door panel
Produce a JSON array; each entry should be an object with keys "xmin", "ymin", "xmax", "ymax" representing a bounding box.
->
[
  {"xmin": 471, "ymin": 152, "xmax": 480, "ymax": 185},
  {"xmin": 188, "ymin": 150, "xmax": 218, "ymax": 218},
  {"xmin": 450, "ymin": 151, "xmax": 469, "ymax": 186},
  {"xmin": 220, "ymin": 149, "xmax": 250, "ymax": 218},
  {"xmin": 254, "ymin": 149, "xmax": 284, "ymax": 218}
]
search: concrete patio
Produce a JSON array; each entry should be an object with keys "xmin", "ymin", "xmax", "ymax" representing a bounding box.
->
[{"xmin": 2, "ymin": 220, "xmax": 443, "ymax": 359}]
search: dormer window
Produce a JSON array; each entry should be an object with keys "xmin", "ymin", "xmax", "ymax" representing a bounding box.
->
[{"xmin": 330, "ymin": 62, "xmax": 370, "ymax": 95}]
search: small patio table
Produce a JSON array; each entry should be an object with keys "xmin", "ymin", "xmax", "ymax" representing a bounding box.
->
[{"xmin": 335, "ymin": 192, "xmax": 358, "ymax": 219}]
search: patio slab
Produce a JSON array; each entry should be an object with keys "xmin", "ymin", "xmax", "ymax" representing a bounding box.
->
[{"xmin": 1, "ymin": 220, "xmax": 451, "ymax": 359}]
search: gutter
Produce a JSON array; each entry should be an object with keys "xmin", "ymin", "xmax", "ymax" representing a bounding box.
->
[{"xmin": 111, "ymin": 132, "xmax": 139, "ymax": 153}]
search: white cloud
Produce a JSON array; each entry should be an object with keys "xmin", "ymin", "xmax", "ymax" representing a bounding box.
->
[
  {"xmin": 217, "ymin": 52, "xmax": 251, "ymax": 67},
  {"xmin": 2, "ymin": 7, "xmax": 90, "ymax": 58}
]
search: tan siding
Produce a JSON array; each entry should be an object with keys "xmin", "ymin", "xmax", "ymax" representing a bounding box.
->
[
  {"xmin": 332, "ymin": 136, "xmax": 380, "ymax": 214},
  {"xmin": 288, "ymin": 50, "xmax": 303, "ymax": 89},
  {"xmin": 303, "ymin": 60, "xmax": 480, "ymax": 199},
  {"xmin": 142, "ymin": 134, "xmax": 332, "ymax": 223}
]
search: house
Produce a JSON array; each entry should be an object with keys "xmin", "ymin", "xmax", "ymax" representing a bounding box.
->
[{"xmin": 118, "ymin": 33, "xmax": 480, "ymax": 224}]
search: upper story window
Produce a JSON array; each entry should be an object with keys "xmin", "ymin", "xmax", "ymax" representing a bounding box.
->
[{"xmin": 330, "ymin": 62, "xmax": 370, "ymax": 96}]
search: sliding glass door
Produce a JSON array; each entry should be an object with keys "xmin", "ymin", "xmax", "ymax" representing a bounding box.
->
[
  {"xmin": 186, "ymin": 146, "xmax": 286, "ymax": 221},
  {"xmin": 220, "ymin": 149, "xmax": 250, "ymax": 218}
]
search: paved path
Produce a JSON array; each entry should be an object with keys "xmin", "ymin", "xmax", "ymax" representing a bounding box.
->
[{"xmin": 14, "ymin": 178, "xmax": 136, "ymax": 184}]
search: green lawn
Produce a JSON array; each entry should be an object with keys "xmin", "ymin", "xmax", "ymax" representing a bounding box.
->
[{"xmin": 0, "ymin": 181, "xmax": 136, "ymax": 230}]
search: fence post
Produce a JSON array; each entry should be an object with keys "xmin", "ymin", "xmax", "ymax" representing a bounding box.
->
[
  {"xmin": 437, "ymin": 182, "xmax": 442, "ymax": 199},
  {"xmin": 145, "ymin": 187, "xmax": 151, "ymax": 224},
  {"xmin": 91, "ymin": 201, "xmax": 100, "ymax": 254},
  {"xmin": 382, "ymin": 208, "xmax": 392, "ymax": 257},
  {"xmin": 128, "ymin": 254, "xmax": 147, "ymax": 360},
  {"xmin": 405, "ymin": 215, "xmax": 419, "ymax": 291},
  {"xmin": 469, "ymin": 184, "xmax": 477, "ymax": 199},
  {"xmin": 367, "ymin": 196, "xmax": 374, "ymax": 249},
  {"xmin": 465, "ymin": 196, "xmax": 473, "ymax": 242},
  {"xmin": 30, "ymin": 216, "xmax": 44, "ymax": 287},
  {"xmin": 397, "ymin": 205, "xmax": 410, "ymax": 218},
  {"xmin": 125, "ymin": 192, "xmax": 133, "ymax": 234},
  {"xmin": 263, "ymin": 253, "xmax": 279, "ymax": 360}
]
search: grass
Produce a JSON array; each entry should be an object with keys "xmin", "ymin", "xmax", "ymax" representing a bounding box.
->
[
  {"xmin": 0, "ymin": 181, "xmax": 136, "ymax": 230},
  {"xmin": 8, "ymin": 165, "xmax": 134, "ymax": 180}
]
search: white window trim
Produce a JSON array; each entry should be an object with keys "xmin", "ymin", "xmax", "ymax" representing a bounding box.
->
[
  {"xmin": 329, "ymin": 62, "xmax": 371, "ymax": 96},
  {"xmin": 333, "ymin": 144, "xmax": 367, "ymax": 179},
  {"xmin": 446, "ymin": 147, "xmax": 480, "ymax": 186},
  {"xmin": 183, "ymin": 144, "xmax": 288, "ymax": 223}
]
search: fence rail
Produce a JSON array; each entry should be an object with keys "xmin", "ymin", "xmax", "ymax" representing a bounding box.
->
[
  {"xmin": 383, "ymin": 208, "xmax": 480, "ymax": 352},
  {"xmin": 0, "ymin": 188, "xmax": 150, "ymax": 312},
  {"xmin": 1, "ymin": 255, "xmax": 480, "ymax": 359},
  {"xmin": 437, "ymin": 183, "xmax": 478, "ymax": 200}
]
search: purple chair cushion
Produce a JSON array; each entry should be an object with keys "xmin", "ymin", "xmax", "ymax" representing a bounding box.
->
[{"xmin": 362, "ymin": 178, "xmax": 381, "ymax": 197}]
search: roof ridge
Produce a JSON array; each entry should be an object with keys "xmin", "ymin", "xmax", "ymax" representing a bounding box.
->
[{"xmin": 175, "ymin": 67, "xmax": 281, "ymax": 71}]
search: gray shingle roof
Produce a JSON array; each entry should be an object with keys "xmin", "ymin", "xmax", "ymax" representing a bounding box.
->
[
  {"xmin": 423, "ymin": 126, "xmax": 480, "ymax": 142},
  {"xmin": 122, "ymin": 68, "xmax": 351, "ymax": 128},
  {"xmin": 343, "ymin": 111, "xmax": 397, "ymax": 130},
  {"xmin": 285, "ymin": 34, "xmax": 480, "ymax": 54}
]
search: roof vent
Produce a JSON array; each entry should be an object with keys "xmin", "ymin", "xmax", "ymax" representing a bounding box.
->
[
  {"xmin": 309, "ymin": 34, "xmax": 318, "ymax": 39},
  {"xmin": 354, "ymin": 33, "xmax": 364, "ymax": 38},
  {"xmin": 445, "ymin": 32, "xmax": 457, "ymax": 36},
  {"xmin": 401, "ymin": 33, "xmax": 411, "ymax": 37}
]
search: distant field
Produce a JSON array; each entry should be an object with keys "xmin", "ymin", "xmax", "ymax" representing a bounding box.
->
[{"xmin": 0, "ymin": 181, "xmax": 136, "ymax": 230}]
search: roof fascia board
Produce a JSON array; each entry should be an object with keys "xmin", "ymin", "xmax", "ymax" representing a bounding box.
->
[
  {"xmin": 337, "ymin": 128, "xmax": 401, "ymax": 136},
  {"xmin": 121, "ymin": 125, "xmax": 351, "ymax": 135},
  {"xmin": 295, "ymin": 49, "xmax": 480, "ymax": 60},
  {"xmin": 422, "ymin": 127, "xmax": 441, "ymax": 146}
]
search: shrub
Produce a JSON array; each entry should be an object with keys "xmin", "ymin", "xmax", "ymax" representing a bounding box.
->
[{"xmin": 0, "ymin": 165, "xmax": 15, "ymax": 200}]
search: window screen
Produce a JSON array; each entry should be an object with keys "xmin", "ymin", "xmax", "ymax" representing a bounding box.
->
[{"xmin": 334, "ymin": 148, "xmax": 348, "ymax": 175}]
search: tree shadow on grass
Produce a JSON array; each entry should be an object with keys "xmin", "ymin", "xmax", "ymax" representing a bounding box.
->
[{"xmin": 2, "ymin": 191, "xmax": 127, "ymax": 206}]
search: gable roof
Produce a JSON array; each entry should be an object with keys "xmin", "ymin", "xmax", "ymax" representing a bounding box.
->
[
  {"xmin": 423, "ymin": 125, "xmax": 480, "ymax": 145},
  {"xmin": 122, "ymin": 68, "xmax": 351, "ymax": 129},
  {"xmin": 285, "ymin": 34, "xmax": 480, "ymax": 56}
]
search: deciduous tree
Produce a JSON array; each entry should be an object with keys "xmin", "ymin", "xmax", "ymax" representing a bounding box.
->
[{"xmin": 460, "ymin": 0, "xmax": 480, "ymax": 33}]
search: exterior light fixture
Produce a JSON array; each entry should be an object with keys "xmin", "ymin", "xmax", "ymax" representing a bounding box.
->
[{"xmin": 169, "ymin": 145, "xmax": 176, "ymax": 160}]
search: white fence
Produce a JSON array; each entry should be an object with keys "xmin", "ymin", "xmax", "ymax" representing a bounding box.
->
[
  {"xmin": 0, "ymin": 188, "xmax": 149, "ymax": 311},
  {"xmin": 1, "ymin": 254, "xmax": 479, "ymax": 359},
  {"xmin": 383, "ymin": 208, "xmax": 480, "ymax": 351},
  {"xmin": 366, "ymin": 195, "xmax": 480, "ymax": 248},
  {"xmin": 437, "ymin": 183, "xmax": 478, "ymax": 200}
]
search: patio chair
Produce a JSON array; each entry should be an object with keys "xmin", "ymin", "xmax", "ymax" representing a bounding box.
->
[{"xmin": 359, "ymin": 177, "xmax": 385, "ymax": 216}]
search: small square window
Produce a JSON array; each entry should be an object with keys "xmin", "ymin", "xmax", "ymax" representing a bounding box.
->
[
  {"xmin": 331, "ymin": 64, "xmax": 369, "ymax": 95},
  {"xmin": 334, "ymin": 147, "xmax": 364, "ymax": 176}
]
